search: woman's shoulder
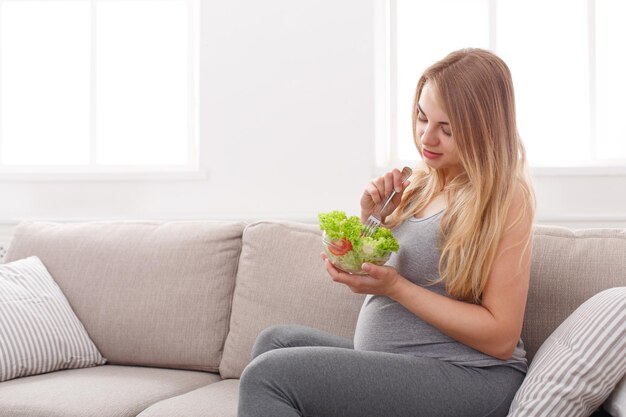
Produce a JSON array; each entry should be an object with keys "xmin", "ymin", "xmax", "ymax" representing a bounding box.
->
[
  {"xmin": 509, "ymin": 178, "xmax": 535, "ymax": 212},
  {"xmin": 504, "ymin": 180, "xmax": 535, "ymax": 232}
]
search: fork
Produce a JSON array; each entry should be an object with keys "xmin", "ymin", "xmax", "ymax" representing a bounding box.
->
[{"xmin": 360, "ymin": 166, "xmax": 413, "ymax": 237}]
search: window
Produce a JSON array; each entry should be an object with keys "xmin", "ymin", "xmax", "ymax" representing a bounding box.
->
[
  {"xmin": 0, "ymin": 0, "xmax": 199, "ymax": 176},
  {"xmin": 382, "ymin": 0, "xmax": 626, "ymax": 170}
]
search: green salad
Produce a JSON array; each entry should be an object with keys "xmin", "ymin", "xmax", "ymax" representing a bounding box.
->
[{"xmin": 318, "ymin": 210, "xmax": 400, "ymax": 274}]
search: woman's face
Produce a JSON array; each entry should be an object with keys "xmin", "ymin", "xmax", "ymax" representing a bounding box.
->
[{"xmin": 416, "ymin": 82, "xmax": 463, "ymax": 180}]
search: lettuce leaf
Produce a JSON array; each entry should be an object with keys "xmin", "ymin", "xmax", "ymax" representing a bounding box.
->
[{"xmin": 318, "ymin": 210, "xmax": 363, "ymax": 248}]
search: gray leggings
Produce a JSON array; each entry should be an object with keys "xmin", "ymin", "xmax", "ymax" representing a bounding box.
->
[{"xmin": 238, "ymin": 325, "xmax": 525, "ymax": 417}]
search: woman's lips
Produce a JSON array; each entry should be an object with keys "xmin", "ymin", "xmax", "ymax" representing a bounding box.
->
[{"xmin": 423, "ymin": 149, "xmax": 442, "ymax": 159}]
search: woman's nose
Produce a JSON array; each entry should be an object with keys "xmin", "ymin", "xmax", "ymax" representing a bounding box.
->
[{"xmin": 420, "ymin": 124, "xmax": 439, "ymax": 147}]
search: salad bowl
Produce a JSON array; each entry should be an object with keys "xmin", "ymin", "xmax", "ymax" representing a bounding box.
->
[
  {"xmin": 322, "ymin": 232, "xmax": 393, "ymax": 274},
  {"xmin": 319, "ymin": 210, "xmax": 399, "ymax": 275}
]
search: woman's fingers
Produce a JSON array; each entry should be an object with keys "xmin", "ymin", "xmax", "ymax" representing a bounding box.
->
[
  {"xmin": 361, "ymin": 168, "xmax": 409, "ymax": 219},
  {"xmin": 373, "ymin": 171, "xmax": 396, "ymax": 203},
  {"xmin": 365, "ymin": 181, "xmax": 382, "ymax": 205},
  {"xmin": 321, "ymin": 255, "xmax": 352, "ymax": 283},
  {"xmin": 383, "ymin": 171, "xmax": 394, "ymax": 198},
  {"xmin": 323, "ymin": 258, "xmax": 346, "ymax": 281},
  {"xmin": 391, "ymin": 180, "xmax": 410, "ymax": 208},
  {"xmin": 393, "ymin": 168, "xmax": 404, "ymax": 192}
]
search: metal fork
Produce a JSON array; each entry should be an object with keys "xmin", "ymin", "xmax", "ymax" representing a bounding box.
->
[{"xmin": 360, "ymin": 166, "xmax": 412, "ymax": 237}]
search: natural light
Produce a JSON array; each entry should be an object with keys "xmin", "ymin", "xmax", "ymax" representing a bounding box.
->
[
  {"xmin": 394, "ymin": 0, "xmax": 626, "ymax": 167},
  {"xmin": 1, "ymin": 1, "xmax": 91, "ymax": 165},
  {"xmin": 0, "ymin": 0, "xmax": 196, "ymax": 170}
]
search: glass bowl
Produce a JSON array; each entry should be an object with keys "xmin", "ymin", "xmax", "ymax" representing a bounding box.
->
[{"xmin": 321, "ymin": 231, "xmax": 392, "ymax": 275}]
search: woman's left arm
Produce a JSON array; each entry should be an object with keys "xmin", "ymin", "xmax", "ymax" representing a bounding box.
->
[{"xmin": 323, "ymin": 191, "xmax": 533, "ymax": 360}]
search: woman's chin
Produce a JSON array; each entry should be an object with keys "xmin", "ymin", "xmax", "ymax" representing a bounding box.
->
[
  {"xmin": 422, "ymin": 157, "xmax": 441, "ymax": 169},
  {"xmin": 422, "ymin": 158, "xmax": 463, "ymax": 178}
]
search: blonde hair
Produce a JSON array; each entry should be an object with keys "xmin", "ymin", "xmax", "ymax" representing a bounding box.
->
[{"xmin": 386, "ymin": 48, "xmax": 535, "ymax": 303}]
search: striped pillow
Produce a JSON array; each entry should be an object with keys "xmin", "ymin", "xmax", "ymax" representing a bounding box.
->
[
  {"xmin": 0, "ymin": 256, "xmax": 106, "ymax": 382},
  {"xmin": 508, "ymin": 287, "xmax": 626, "ymax": 417},
  {"xmin": 604, "ymin": 375, "xmax": 626, "ymax": 416}
]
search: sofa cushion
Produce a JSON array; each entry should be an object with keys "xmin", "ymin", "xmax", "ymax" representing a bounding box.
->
[
  {"xmin": 523, "ymin": 225, "xmax": 626, "ymax": 362},
  {"xmin": 0, "ymin": 256, "xmax": 106, "ymax": 382},
  {"xmin": 5, "ymin": 220, "xmax": 245, "ymax": 372},
  {"xmin": 508, "ymin": 287, "xmax": 626, "ymax": 417},
  {"xmin": 0, "ymin": 364, "xmax": 221, "ymax": 417},
  {"xmin": 219, "ymin": 221, "xmax": 366, "ymax": 378},
  {"xmin": 138, "ymin": 378, "xmax": 239, "ymax": 417}
]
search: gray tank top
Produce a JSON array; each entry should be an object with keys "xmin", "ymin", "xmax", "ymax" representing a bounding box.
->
[{"xmin": 353, "ymin": 210, "xmax": 528, "ymax": 373}]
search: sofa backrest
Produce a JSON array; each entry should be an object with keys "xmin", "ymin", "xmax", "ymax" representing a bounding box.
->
[
  {"xmin": 5, "ymin": 220, "xmax": 245, "ymax": 373},
  {"xmin": 523, "ymin": 225, "xmax": 626, "ymax": 362},
  {"xmin": 5, "ymin": 220, "xmax": 624, "ymax": 375}
]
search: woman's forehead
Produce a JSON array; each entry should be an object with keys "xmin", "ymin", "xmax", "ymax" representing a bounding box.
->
[{"xmin": 419, "ymin": 83, "xmax": 449, "ymax": 120}]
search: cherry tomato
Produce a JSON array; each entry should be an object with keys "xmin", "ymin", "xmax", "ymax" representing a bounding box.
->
[{"xmin": 328, "ymin": 237, "xmax": 353, "ymax": 256}]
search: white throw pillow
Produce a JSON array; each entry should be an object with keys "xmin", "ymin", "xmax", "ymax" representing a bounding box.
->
[
  {"xmin": 508, "ymin": 287, "xmax": 626, "ymax": 417},
  {"xmin": 0, "ymin": 256, "xmax": 106, "ymax": 382},
  {"xmin": 605, "ymin": 375, "xmax": 626, "ymax": 417}
]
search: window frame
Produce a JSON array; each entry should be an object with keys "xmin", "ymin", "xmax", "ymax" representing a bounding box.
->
[
  {"xmin": 376, "ymin": 0, "xmax": 626, "ymax": 177},
  {"xmin": 0, "ymin": 0, "xmax": 204, "ymax": 181}
]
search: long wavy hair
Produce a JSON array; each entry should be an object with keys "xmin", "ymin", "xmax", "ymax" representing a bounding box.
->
[{"xmin": 385, "ymin": 48, "xmax": 535, "ymax": 303}]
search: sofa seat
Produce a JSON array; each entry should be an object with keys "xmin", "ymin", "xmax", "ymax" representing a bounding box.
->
[
  {"xmin": 138, "ymin": 378, "xmax": 239, "ymax": 417},
  {"xmin": 0, "ymin": 365, "xmax": 221, "ymax": 417}
]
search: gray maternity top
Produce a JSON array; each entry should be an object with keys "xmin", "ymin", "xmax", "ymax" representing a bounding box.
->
[{"xmin": 353, "ymin": 210, "xmax": 528, "ymax": 373}]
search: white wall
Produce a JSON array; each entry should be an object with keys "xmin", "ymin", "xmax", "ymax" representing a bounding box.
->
[{"xmin": 0, "ymin": 0, "xmax": 624, "ymax": 240}]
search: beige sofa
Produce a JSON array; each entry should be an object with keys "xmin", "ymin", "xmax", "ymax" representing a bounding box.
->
[{"xmin": 0, "ymin": 220, "xmax": 623, "ymax": 416}]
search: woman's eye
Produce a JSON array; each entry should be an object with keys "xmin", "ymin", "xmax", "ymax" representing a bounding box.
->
[
  {"xmin": 417, "ymin": 113, "xmax": 427, "ymax": 122},
  {"xmin": 442, "ymin": 127, "xmax": 452, "ymax": 136}
]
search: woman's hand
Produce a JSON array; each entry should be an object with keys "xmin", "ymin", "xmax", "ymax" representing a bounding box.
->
[
  {"xmin": 321, "ymin": 253, "xmax": 407, "ymax": 298},
  {"xmin": 360, "ymin": 168, "xmax": 411, "ymax": 223}
]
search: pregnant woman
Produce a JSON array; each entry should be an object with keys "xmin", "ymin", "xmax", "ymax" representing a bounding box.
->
[{"xmin": 238, "ymin": 48, "xmax": 535, "ymax": 417}]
